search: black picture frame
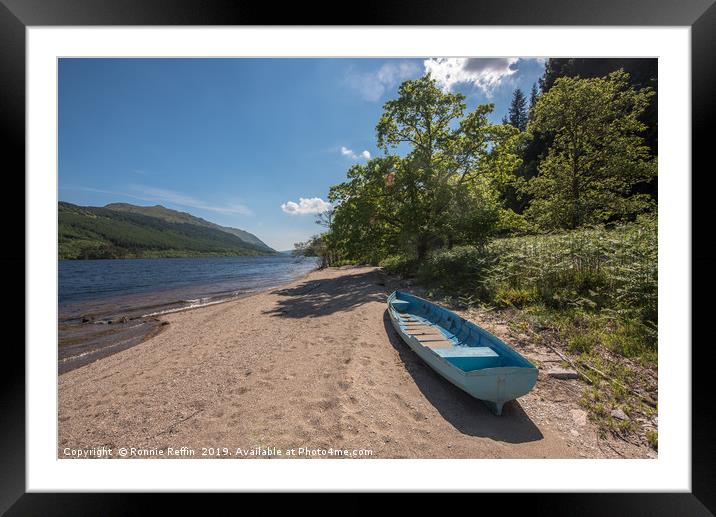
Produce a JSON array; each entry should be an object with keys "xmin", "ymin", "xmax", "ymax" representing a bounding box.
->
[{"xmin": 2, "ymin": 0, "xmax": 713, "ymax": 513}]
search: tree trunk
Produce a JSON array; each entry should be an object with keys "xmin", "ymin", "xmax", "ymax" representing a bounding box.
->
[{"xmin": 416, "ymin": 235, "xmax": 429, "ymax": 261}]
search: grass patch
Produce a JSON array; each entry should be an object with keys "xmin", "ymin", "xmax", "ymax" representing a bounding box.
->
[{"xmin": 568, "ymin": 332, "xmax": 601, "ymax": 354}]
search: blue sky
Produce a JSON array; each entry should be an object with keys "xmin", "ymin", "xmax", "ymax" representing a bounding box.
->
[{"xmin": 59, "ymin": 58, "xmax": 545, "ymax": 250}]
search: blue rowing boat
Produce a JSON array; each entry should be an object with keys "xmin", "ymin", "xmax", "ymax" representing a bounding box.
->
[{"xmin": 387, "ymin": 291, "xmax": 538, "ymax": 415}]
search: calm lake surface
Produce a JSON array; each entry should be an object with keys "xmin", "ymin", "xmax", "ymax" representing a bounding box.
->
[{"xmin": 58, "ymin": 255, "xmax": 320, "ymax": 373}]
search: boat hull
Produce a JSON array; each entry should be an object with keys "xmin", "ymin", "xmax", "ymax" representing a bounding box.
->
[{"xmin": 388, "ymin": 291, "xmax": 538, "ymax": 415}]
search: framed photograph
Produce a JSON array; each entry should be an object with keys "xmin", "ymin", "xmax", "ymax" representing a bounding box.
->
[{"xmin": 3, "ymin": 0, "xmax": 713, "ymax": 512}]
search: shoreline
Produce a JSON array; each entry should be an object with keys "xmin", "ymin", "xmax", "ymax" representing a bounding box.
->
[
  {"xmin": 58, "ymin": 262, "xmax": 321, "ymax": 374},
  {"xmin": 59, "ymin": 266, "xmax": 652, "ymax": 459},
  {"xmin": 58, "ymin": 251, "xmax": 279, "ymax": 261}
]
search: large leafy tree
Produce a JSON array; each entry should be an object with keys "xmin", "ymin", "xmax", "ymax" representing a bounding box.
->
[
  {"xmin": 525, "ymin": 70, "xmax": 656, "ymax": 229},
  {"xmin": 327, "ymin": 157, "xmax": 403, "ymax": 264},
  {"xmin": 539, "ymin": 58, "xmax": 657, "ymax": 160},
  {"xmin": 329, "ymin": 74, "xmax": 521, "ymax": 262}
]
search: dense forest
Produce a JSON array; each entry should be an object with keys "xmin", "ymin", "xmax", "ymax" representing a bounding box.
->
[
  {"xmin": 296, "ymin": 59, "xmax": 658, "ymax": 445},
  {"xmin": 59, "ymin": 202, "xmax": 275, "ymax": 259}
]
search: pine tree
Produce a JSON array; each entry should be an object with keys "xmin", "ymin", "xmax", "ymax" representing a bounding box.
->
[
  {"xmin": 529, "ymin": 83, "xmax": 539, "ymax": 111},
  {"xmin": 507, "ymin": 88, "xmax": 528, "ymax": 131}
]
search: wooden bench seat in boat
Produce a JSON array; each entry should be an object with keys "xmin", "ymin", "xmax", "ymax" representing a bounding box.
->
[
  {"xmin": 433, "ymin": 346, "xmax": 501, "ymax": 370},
  {"xmin": 404, "ymin": 328, "xmax": 444, "ymax": 336},
  {"xmin": 418, "ymin": 339, "xmax": 454, "ymax": 349}
]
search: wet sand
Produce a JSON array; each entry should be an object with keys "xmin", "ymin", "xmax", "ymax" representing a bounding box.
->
[{"xmin": 59, "ymin": 266, "xmax": 651, "ymax": 459}]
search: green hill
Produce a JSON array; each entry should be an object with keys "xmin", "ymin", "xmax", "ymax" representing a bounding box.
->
[
  {"xmin": 104, "ymin": 203, "xmax": 274, "ymax": 252},
  {"xmin": 59, "ymin": 202, "xmax": 276, "ymax": 259}
]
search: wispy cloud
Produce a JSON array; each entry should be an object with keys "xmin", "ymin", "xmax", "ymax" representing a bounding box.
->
[
  {"xmin": 61, "ymin": 186, "xmax": 137, "ymax": 198},
  {"xmin": 424, "ymin": 58, "xmax": 519, "ymax": 96},
  {"xmin": 131, "ymin": 185, "xmax": 252, "ymax": 216},
  {"xmin": 346, "ymin": 61, "xmax": 421, "ymax": 101},
  {"xmin": 340, "ymin": 146, "xmax": 371, "ymax": 160},
  {"xmin": 61, "ymin": 184, "xmax": 253, "ymax": 216},
  {"xmin": 281, "ymin": 197, "xmax": 332, "ymax": 215}
]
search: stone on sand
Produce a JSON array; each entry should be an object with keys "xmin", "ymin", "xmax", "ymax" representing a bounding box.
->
[
  {"xmin": 611, "ymin": 408, "xmax": 630, "ymax": 421},
  {"xmin": 547, "ymin": 367, "xmax": 580, "ymax": 380}
]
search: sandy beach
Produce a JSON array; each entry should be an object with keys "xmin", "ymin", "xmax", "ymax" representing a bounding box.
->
[{"xmin": 59, "ymin": 266, "xmax": 652, "ymax": 459}]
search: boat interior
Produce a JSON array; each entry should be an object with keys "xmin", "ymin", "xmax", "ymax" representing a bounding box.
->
[{"xmin": 389, "ymin": 294, "xmax": 532, "ymax": 372}]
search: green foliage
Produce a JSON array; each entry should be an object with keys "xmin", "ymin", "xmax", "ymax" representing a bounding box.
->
[
  {"xmin": 328, "ymin": 74, "xmax": 521, "ymax": 263},
  {"xmin": 58, "ymin": 202, "xmax": 274, "ymax": 259},
  {"xmin": 293, "ymin": 235, "xmax": 324, "ymax": 258},
  {"xmin": 568, "ymin": 332, "xmax": 600, "ymax": 354},
  {"xmin": 417, "ymin": 245, "xmax": 494, "ymax": 295},
  {"xmin": 529, "ymin": 83, "xmax": 539, "ymax": 112},
  {"xmin": 495, "ymin": 207, "xmax": 536, "ymax": 235},
  {"xmin": 539, "ymin": 58, "xmax": 658, "ymax": 157},
  {"xmin": 509, "ymin": 215, "xmax": 655, "ymax": 324},
  {"xmin": 493, "ymin": 285, "xmax": 539, "ymax": 308},
  {"xmin": 319, "ymin": 69, "xmax": 659, "ymax": 369},
  {"xmin": 293, "ymin": 234, "xmax": 334, "ymax": 267},
  {"xmin": 601, "ymin": 317, "xmax": 657, "ymax": 361},
  {"xmin": 526, "ymin": 70, "xmax": 656, "ymax": 229},
  {"xmin": 105, "ymin": 203, "xmax": 274, "ymax": 251},
  {"xmin": 378, "ymin": 254, "xmax": 419, "ymax": 277},
  {"xmin": 416, "ymin": 214, "xmax": 656, "ymax": 329}
]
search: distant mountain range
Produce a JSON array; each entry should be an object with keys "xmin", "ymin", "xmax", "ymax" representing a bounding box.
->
[{"xmin": 59, "ymin": 202, "xmax": 276, "ymax": 259}]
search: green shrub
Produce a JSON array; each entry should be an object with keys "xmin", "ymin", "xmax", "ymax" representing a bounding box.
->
[
  {"xmin": 418, "ymin": 246, "xmax": 495, "ymax": 293},
  {"xmin": 602, "ymin": 317, "xmax": 657, "ymax": 361},
  {"xmin": 379, "ymin": 254, "xmax": 418, "ymax": 277},
  {"xmin": 482, "ymin": 214, "xmax": 656, "ymax": 323},
  {"xmin": 493, "ymin": 285, "xmax": 539, "ymax": 308},
  {"xmin": 331, "ymin": 259, "xmax": 359, "ymax": 267},
  {"xmin": 404, "ymin": 216, "xmax": 657, "ymax": 360}
]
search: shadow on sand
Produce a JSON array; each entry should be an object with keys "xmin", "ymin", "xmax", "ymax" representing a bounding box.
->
[
  {"xmin": 263, "ymin": 268, "xmax": 385, "ymax": 318},
  {"xmin": 383, "ymin": 310, "xmax": 543, "ymax": 444},
  {"xmin": 263, "ymin": 268, "xmax": 542, "ymax": 444}
]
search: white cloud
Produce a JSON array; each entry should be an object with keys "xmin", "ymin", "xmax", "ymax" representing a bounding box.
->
[
  {"xmin": 346, "ymin": 61, "xmax": 421, "ymax": 101},
  {"xmin": 131, "ymin": 185, "xmax": 252, "ymax": 216},
  {"xmin": 423, "ymin": 58, "xmax": 519, "ymax": 95},
  {"xmin": 340, "ymin": 146, "xmax": 371, "ymax": 160},
  {"xmin": 281, "ymin": 197, "xmax": 332, "ymax": 216}
]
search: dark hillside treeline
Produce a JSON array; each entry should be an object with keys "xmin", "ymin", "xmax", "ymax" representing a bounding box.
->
[{"xmin": 59, "ymin": 202, "xmax": 275, "ymax": 259}]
